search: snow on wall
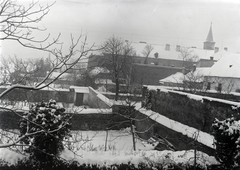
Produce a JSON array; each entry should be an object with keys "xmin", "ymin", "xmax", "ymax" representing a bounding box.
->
[
  {"xmin": 135, "ymin": 102, "xmax": 215, "ymax": 149},
  {"xmin": 145, "ymin": 85, "xmax": 240, "ymax": 107},
  {"xmin": 88, "ymin": 86, "xmax": 113, "ymax": 108}
]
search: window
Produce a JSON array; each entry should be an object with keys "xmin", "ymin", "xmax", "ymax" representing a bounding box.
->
[
  {"xmin": 217, "ymin": 83, "xmax": 222, "ymax": 92},
  {"xmin": 207, "ymin": 82, "xmax": 211, "ymax": 90}
]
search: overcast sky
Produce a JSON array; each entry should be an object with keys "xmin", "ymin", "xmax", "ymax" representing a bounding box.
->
[{"xmin": 2, "ymin": 0, "xmax": 240, "ymax": 59}]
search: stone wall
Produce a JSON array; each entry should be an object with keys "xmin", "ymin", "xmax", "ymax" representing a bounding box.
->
[
  {"xmin": 0, "ymin": 110, "xmax": 129, "ymax": 131},
  {"xmin": 88, "ymin": 87, "xmax": 112, "ymax": 108},
  {"xmin": 0, "ymin": 87, "xmax": 74, "ymax": 103},
  {"xmin": 134, "ymin": 110, "xmax": 215, "ymax": 156}
]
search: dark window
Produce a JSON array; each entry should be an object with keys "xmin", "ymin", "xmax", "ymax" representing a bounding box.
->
[
  {"xmin": 207, "ymin": 82, "xmax": 211, "ymax": 90},
  {"xmin": 217, "ymin": 83, "xmax": 222, "ymax": 92}
]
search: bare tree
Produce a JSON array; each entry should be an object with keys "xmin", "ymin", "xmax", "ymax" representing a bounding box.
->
[
  {"xmin": 179, "ymin": 47, "xmax": 198, "ymax": 69},
  {"xmin": 142, "ymin": 44, "xmax": 154, "ymax": 64},
  {"xmin": 0, "ymin": 56, "xmax": 52, "ymax": 85},
  {"xmin": 101, "ymin": 36, "xmax": 135, "ymax": 100},
  {"xmin": 182, "ymin": 69, "xmax": 205, "ymax": 92},
  {"xmin": 0, "ymin": 0, "xmax": 96, "ymax": 152},
  {"xmin": 0, "ymin": 0, "xmax": 58, "ymax": 50}
]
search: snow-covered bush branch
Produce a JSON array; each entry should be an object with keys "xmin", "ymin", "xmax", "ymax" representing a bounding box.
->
[{"xmin": 212, "ymin": 113, "xmax": 240, "ymax": 168}]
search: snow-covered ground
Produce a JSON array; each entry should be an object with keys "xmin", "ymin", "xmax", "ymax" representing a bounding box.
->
[
  {"xmin": 0, "ymin": 88, "xmax": 223, "ymax": 167},
  {"xmin": 0, "ymin": 129, "xmax": 219, "ymax": 167},
  {"xmin": 64, "ymin": 129, "xmax": 157, "ymax": 152}
]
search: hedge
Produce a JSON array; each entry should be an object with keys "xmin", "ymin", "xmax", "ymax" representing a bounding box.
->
[{"xmin": 0, "ymin": 158, "xmax": 219, "ymax": 170}]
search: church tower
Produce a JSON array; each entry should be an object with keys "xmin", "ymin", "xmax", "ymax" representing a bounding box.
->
[{"xmin": 203, "ymin": 23, "xmax": 215, "ymax": 50}]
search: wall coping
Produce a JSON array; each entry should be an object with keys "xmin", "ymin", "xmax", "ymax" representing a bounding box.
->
[{"xmin": 135, "ymin": 102, "xmax": 215, "ymax": 149}]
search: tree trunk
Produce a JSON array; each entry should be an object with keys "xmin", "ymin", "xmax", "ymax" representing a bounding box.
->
[
  {"xmin": 130, "ymin": 121, "xmax": 136, "ymax": 151},
  {"xmin": 115, "ymin": 77, "xmax": 119, "ymax": 101},
  {"xmin": 105, "ymin": 130, "xmax": 108, "ymax": 151}
]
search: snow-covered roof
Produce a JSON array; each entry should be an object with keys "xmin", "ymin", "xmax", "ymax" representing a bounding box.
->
[
  {"xmin": 49, "ymin": 72, "xmax": 71, "ymax": 80},
  {"xmin": 69, "ymin": 86, "xmax": 89, "ymax": 93},
  {"xmin": 191, "ymin": 48, "xmax": 214, "ymax": 60},
  {"xmin": 184, "ymin": 67, "xmax": 211, "ymax": 82},
  {"xmin": 210, "ymin": 49, "xmax": 229, "ymax": 61},
  {"xmin": 95, "ymin": 78, "xmax": 115, "ymax": 85},
  {"xmin": 132, "ymin": 43, "xmax": 215, "ymax": 61},
  {"xmin": 207, "ymin": 52, "xmax": 240, "ymax": 78},
  {"xmin": 89, "ymin": 67, "xmax": 110, "ymax": 76},
  {"xmin": 159, "ymin": 72, "xmax": 184, "ymax": 84},
  {"xmin": 159, "ymin": 67, "xmax": 211, "ymax": 84}
]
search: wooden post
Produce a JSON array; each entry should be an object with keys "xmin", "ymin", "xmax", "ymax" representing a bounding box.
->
[
  {"xmin": 131, "ymin": 122, "xmax": 136, "ymax": 151},
  {"xmin": 105, "ymin": 129, "xmax": 108, "ymax": 151}
]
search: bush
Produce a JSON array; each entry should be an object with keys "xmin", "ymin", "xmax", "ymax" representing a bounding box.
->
[
  {"xmin": 0, "ymin": 158, "xmax": 211, "ymax": 170},
  {"xmin": 19, "ymin": 100, "xmax": 71, "ymax": 162},
  {"xmin": 212, "ymin": 116, "xmax": 240, "ymax": 169}
]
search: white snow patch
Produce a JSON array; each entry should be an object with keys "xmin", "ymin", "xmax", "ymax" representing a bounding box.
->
[
  {"xmin": 0, "ymin": 129, "xmax": 218, "ymax": 167},
  {"xmin": 0, "ymin": 148, "xmax": 26, "ymax": 164}
]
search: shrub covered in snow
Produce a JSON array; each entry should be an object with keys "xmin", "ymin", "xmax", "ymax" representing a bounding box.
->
[
  {"xmin": 212, "ymin": 116, "xmax": 240, "ymax": 168},
  {"xmin": 19, "ymin": 100, "xmax": 71, "ymax": 162}
]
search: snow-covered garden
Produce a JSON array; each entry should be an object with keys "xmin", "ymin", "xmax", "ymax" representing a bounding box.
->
[{"xmin": 0, "ymin": 129, "xmax": 219, "ymax": 169}]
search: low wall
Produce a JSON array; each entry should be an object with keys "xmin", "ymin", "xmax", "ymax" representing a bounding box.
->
[
  {"xmin": 134, "ymin": 110, "xmax": 215, "ymax": 156},
  {"xmin": 0, "ymin": 87, "xmax": 74, "ymax": 103},
  {"xmin": 100, "ymin": 92, "xmax": 142, "ymax": 102},
  {"xmin": 0, "ymin": 110, "xmax": 129, "ymax": 131},
  {"xmin": 71, "ymin": 113, "xmax": 129, "ymax": 130},
  {"xmin": 88, "ymin": 87, "xmax": 112, "ymax": 108}
]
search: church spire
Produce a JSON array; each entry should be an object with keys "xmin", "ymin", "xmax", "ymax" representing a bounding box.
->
[
  {"xmin": 203, "ymin": 23, "xmax": 215, "ymax": 50},
  {"xmin": 206, "ymin": 22, "xmax": 214, "ymax": 42}
]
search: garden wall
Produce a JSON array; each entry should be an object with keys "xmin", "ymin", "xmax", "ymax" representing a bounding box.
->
[
  {"xmin": 88, "ymin": 87, "xmax": 112, "ymax": 108},
  {"xmin": 0, "ymin": 110, "xmax": 129, "ymax": 130},
  {"xmin": 0, "ymin": 87, "xmax": 74, "ymax": 103},
  {"xmin": 142, "ymin": 87, "xmax": 239, "ymax": 134},
  {"xmin": 134, "ymin": 110, "xmax": 215, "ymax": 156}
]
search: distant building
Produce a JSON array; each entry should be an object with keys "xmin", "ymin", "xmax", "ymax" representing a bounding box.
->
[
  {"xmin": 159, "ymin": 67, "xmax": 211, "ymax": 90},
  {"xmin": 203, "ymin": 52, "xmax": 240, "ymax": 93},
  {"xmin": 88, "ymin": 24, "xmax": 229, "ymax": 86}
]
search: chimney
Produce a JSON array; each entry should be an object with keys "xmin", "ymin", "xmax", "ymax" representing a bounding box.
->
[
  {"xmin": 214, "ymin": 47, "xmax": 219, "ymax": 53},
  {"xmin": 176, "ymin": 45, "xmax": 180, "ymax": 52},
  {"xmin": 165, "ymin": 44, "xmax": 170, "ymax": 51},
  {"xmin": 210, "ymin": 56, "xmax": 214, "ymax": 60},
  {"xmin": 154, "ymin": 52, "xmax": 159, "ymax": 58},
  {"xmin": 224, "ymin": 47, "xmax": 228, "ymax": 51}
]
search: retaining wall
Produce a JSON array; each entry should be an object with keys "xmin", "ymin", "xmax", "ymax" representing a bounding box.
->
[
  {"xmin": 134, "ymin": 109, "xmax": 215, "ymax": 156},
  {"xmin": 0, "ymin": 110, "xmax": 129, "ymax": 131}
]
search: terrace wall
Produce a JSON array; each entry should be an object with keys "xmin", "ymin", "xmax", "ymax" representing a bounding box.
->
[
  {"xmin": 0, "ymin": 111, "xmax": 129, "ymax": 130},
  {"xmin": 0, "ymin": 87, "xmax": 74, "ymax": 103},
  {"xmin": 88, "ymin": 87, "xmax": 112, "ymax": 108},
  {"xmin": 134, "ymin": 110, "xmax": 215, "ymax": 156}
]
